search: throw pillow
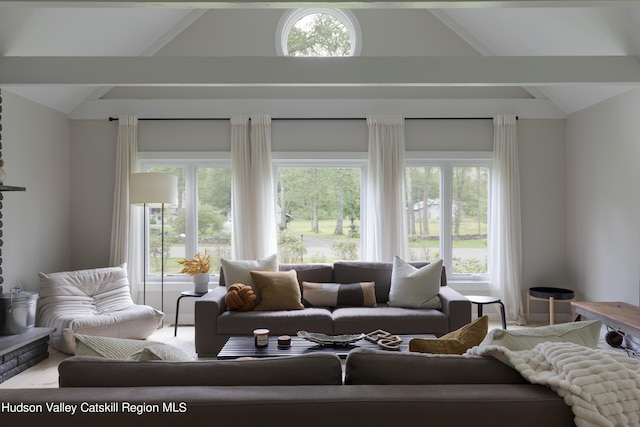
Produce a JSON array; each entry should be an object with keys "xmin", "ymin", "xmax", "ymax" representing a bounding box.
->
[
  {"xmin": 409, "ymin": 315, "xmax": 489, "ymax": 354},
  {"xmin": 220, "ymin": 254, "xmax": 278, "ymax": 303},
  {"xmin": 388, "ymin": 257, "xmax": 442, "ymax": 309},
  {"xmin": 250, "ymin": 270, "xmax": 304, "ymax": 311},
  {"xmin": 128, "ymin": 344, "xmax": 193, "ymax": 362},
  {"xmin": 225, "ymin": 283, "xmax": 257, "ymax": 311},
  {"xmin": 75, "ymin": 334, "xmax": 194, "ymax": 361},
  {"xmin": 476, "ymin": 320, "xmax": 602, "ymax": 351},
  {"xmin": 302, "ymin": 282, "xmax": 377, "ymax": 308}
]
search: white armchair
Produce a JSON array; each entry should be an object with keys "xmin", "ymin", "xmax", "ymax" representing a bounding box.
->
[{"xmin": 36, "ymin": 264, "xmax": 164, "ymax": 354}]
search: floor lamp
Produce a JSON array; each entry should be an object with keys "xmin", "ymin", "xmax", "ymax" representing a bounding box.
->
[{"xmin": 130, "ymin": 173, "xmax": 178, "ymax": 313}]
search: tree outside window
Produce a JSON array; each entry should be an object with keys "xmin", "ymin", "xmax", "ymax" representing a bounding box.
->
[
  {"xmin": 278, "ymin": 9, "xmax": 360, "ymax": 57},
  {"xmin": 287, "ymin": 12, "xmax": 351, "ymax": 57},
  {"xmin": 406, "ymin": 164, "xmax": 490, "ymax": 276},
  {"xmin": 277, "ymin": 167, "xmax": 361, "ymax": 263}
]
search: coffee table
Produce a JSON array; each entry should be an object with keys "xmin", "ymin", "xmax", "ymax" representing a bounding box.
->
[{"xmin": 217, "ymin": 334, "xmax": 436, "ymax": 359}]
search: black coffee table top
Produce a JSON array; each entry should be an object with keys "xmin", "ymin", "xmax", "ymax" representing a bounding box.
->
[{"xmin": 217, "ymin": 334, "xmax": 436, "ymax": 360}]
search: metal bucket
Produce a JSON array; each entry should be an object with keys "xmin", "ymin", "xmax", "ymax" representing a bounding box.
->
[{"xmin": 0, "ymin": 289, "xmax": 39, "ymax": 335}]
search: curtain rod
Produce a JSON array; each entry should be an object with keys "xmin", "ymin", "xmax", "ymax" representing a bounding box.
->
[{"xmin": 108, "ymin": 116, "xmax": 515, "ymax": 122}]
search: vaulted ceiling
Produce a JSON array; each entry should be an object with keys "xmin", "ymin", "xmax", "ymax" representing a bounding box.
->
[{"xmin": 1, "ymin": 0, "xmax": 640, "ymax": 119}]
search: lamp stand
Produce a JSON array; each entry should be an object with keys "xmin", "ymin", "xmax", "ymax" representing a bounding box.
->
[
  {"xmin": 161, "ymin": 202, "xmax": 165, "ymax": 313},
  {"xmin": 143, "ymin": 202, "xmax": 147, "ymax": 305}
]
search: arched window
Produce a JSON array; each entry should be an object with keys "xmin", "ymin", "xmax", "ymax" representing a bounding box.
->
[{"xmin": 276, "ymin": 9, "xmax": 362, "ymax": 57}]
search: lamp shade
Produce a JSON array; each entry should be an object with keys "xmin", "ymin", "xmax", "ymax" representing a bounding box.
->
[{"xmin": 130, "ymin": 172, "xmax": 178, "ymax": 206}]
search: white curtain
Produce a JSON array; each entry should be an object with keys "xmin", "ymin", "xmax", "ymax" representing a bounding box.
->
[
  {"xmin": 109, "ymin": 115, "xmax": 142, "ymax": 302},
  {"xmin": 365, "ymin": 115, "xmax": 409, "ymax": 262},
  {"xmin": 230, "ymin": 114, "xmax": 277, "ymax": 260},
  {"xmin": 490, "ymin": 114, "xmax": 525, "ymax": 324}
]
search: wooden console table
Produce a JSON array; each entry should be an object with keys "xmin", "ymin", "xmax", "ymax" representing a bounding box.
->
[{"xmin": 571, "ymin": 301, "xmax": 640, "ymax": 340}]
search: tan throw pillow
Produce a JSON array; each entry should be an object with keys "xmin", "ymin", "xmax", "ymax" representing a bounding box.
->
[
  {"xmin": 251, "ymin": 270, "xmax": 304, "ymax": 311},
  {"xmin": 302, "ymin": 282, "xmax": 377, "ymax": 307},
  {"xmin": 388, "ymin": 257, "xmax": 442, "ymax": 309},
  {"xmin": 409, "ymin": 316, "xmax": 489, "ymax": 355}
]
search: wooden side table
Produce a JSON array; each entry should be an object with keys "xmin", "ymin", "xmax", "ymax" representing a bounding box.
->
[
  {"xmin": 527, "ymin": 287, "xmax": 575, "ymax": 325},
  {"xmin": 174, "ymin": 290, "xmax": 209, "ymax": 336}
]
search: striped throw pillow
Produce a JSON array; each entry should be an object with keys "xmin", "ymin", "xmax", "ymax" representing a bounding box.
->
[{"xmin": 302, "ymin": 282, "xmax": 377, "ymax": 307}]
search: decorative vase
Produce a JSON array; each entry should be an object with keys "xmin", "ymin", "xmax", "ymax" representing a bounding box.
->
[{"xmin": 193, "ymin": 273, "xmax": 210, "ymax": 293}]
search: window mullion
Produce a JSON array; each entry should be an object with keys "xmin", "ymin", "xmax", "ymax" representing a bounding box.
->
[
  {"xmin": 185, "ymin": 164, "xmax": 197, "ymax": 259},
  {"xmin": 441, "ymin": 163, "xmax": 453, "ymax": 275}
]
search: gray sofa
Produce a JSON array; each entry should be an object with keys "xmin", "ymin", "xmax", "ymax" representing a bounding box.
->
[
  {"xmin": 194, "ymin": 261, "xmax": 472, "ymax": 357},
  {"xmin": 0, "ymin": 348, "xmax": 575, "ymax": 426}
]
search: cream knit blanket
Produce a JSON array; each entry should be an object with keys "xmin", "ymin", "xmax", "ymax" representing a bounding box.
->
[{"xmin": 467, "ymin": 342, "xmax": 640, "ymax": 427}]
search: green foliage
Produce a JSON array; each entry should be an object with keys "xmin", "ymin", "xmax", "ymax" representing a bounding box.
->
[
  {"xmin": 173, "ymin": 205, "xmax": 226, "ymax": 236},
  {"xmin": 453, "ymin": 256, "xmax": 487, "ymax": 275},
  {"xmin": 278, "ymin": 230, "xmax": 308, "ymax": 263},
  {"xmin": 197, "ymin": 167, "xmax": 232, "ymax": 216},
  {"xmin": 202, "ymin": 245, "xmax": 231, "ymax": 273},
  {"xmin": 278, "ymin": 167, "xmax": 360, "ymax": 226},
  {"xmin": 331, "ymin": 239, "xmax": 358, "ymax": 260},
  {"xmin": 287, "ymin": 13, "xmax": 351, "ymax": 57}
]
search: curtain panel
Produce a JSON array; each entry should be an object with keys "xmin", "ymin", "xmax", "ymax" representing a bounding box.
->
[
  {"xmin": 230, "ymin": 114, "xmax": 277, "ymax": 260},
  {"xmin": 365, "ymin": 115, "xmax": 409, "ymax": 262},
  {"xmin": 109, "ymin": 115, "xmax": 142, "ymax": 302},
  {"xmin": 490, "ymin": 114, "xmax": 525, "ymax": 324}
]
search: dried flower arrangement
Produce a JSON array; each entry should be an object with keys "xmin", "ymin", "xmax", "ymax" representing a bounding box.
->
[{"xmin": 177, "ymin": 250, "xmax": 211, "ymax": 275}]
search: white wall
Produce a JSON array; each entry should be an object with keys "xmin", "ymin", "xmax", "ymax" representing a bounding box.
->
[
  {"xmin": 69, "ymin": 117, "xmax": 566, "ymax": 322},
  {"xmin": 566, "ymin": 88, "xmax": 640, "ymax": 305},
  {"xmin": 69, "ymin": 119, "xmax": 117, "ymax": 270},
  {"xmin": 2, "ymin": 90, "xmax": 71, "ymax": 291},
  {"xmin": 519, "ymin": 119, "xmax": 570, "ymax": 321}
]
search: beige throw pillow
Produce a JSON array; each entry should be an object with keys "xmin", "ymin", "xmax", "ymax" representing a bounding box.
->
[
  {"xmin": 477, "ymin": 320, "xmax": 602, "ymax": 351},
  {"xmin": 74, "ymin": 334, "xmax": 193, "ymax": 361},
  {"xmin": 388, "ymin": 257, "xmax": 442, "ymax": 309},
  {"xmin": 251, "ymin": 270, "xmax": 304, "ymax": 311}
]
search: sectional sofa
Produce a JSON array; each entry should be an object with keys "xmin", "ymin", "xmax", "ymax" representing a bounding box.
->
[
  {"xmin": 194, "ymin": 260, "xmax": 472, "ymax": 356},
  {"xmin": 0, "ymin": 348, "xmax": 575, "ymax": 426}
]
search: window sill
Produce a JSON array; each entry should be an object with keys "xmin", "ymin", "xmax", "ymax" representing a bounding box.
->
[{"xmin": 447, "ymin": 280, "xmax": 491, "ymax": 294}]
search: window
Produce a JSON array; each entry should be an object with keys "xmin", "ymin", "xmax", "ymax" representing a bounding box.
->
[
  {"xmin": 276, "ymin": 9, "xmax": 362, "ymax": 57},
  {"xmin": 143, "ymin": 161, "xmax": 231, "ymax": 280},
  {"xmin": 406, "ymin": 158, "xmax": 491, "ymax": 279},
  {"xmin": 275, "ymin": 161, "xmax": 363, "ymax": 263}
]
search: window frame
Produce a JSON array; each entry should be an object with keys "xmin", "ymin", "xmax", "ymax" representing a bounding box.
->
[
  {"xmin": 272, "ymin": 152, "xmax": 367, "ymax": 261},
  {"xmin": 140, "ymin": 152, "xmax": 231, "ymax": 284},
  {"xmin": 139, "ymin": 151, "xmax": 490, "ymax": 284},
  {"xmin": 406, "ymin": 151, "xmax": 492, "ymax": 282},
  {"xmin": 275, "ymin": 8, "xmax": 363, "ymax": 57}
]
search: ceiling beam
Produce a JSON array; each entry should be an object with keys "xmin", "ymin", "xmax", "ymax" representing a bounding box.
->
[
  {"xmin": 0, "ymin": 0, "xmax": 637, "ymax": 7},
  {"xmin": 2, "ymin": 56, "xmax": 640, "ymax": 86},
  {"xmin": 67, "ymin": 98, "xmax": 567, "ymax": 119}
]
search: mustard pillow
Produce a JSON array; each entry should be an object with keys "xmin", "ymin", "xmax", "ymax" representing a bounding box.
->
[
  {"xmin": 250, "ymin": 270, "xmax": 304, "ymax": 311},
  {"xmin": 409, "ymin": 316, "xmax": 489, "ymax": 355}
]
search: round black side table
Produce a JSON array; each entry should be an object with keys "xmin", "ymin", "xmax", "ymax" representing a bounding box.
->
[
  {"xmin": 466, "ymin": 295, "xmax": 507, "ymax": 329},
  {"xmin": 174, "ymin": 290, "xmax": 210, "ymax": 336}
]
